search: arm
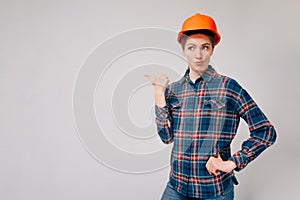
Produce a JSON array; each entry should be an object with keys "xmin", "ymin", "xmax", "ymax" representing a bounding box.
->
[
  {"xmin": 144, "ymin": 72, "xmax": 174, "ymax": 144},
  {"xmin": 228, "ymin": 88, "xmax": 277, "ymax": 171},
  {"xmin": 154, "ymin": 87, "xmax": 174, "ymax": 144},
  {"xmin": 206, "ymin": 81, "xmax": 277, "ymax": 175}
]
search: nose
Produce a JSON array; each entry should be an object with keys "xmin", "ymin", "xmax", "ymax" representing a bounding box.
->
[{"xmin": 195, "ymin": 47, "xmax": 203, "ymax": 59}]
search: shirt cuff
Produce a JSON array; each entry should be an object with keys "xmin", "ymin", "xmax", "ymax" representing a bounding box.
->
[
  {"xmin": 228, "ymin": 152, "xmax": 249, "ymax": 172},
  {"xmin": 155, "ymin": 104, "xmax": 169, "ymax": 123}
]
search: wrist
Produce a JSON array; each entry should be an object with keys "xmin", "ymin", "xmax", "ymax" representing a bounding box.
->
[
  {"xmin": 154, "ymin": 89, "xmax": 165, "ymax": 96},
  {"xmin": 154, "ymin": 93, "xmax": 166, "ymax": 108},
  {"xmin": 227, "ymin": 160, "xmax": 237, "ymax": 170}
]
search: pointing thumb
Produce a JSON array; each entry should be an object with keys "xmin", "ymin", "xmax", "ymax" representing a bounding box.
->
[{"xmin": 144, "ymin": 74, "xmax": 152, "ymax": 81}]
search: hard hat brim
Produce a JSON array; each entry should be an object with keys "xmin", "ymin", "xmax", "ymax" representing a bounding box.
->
[{"xmin": 177, "ymin": 29, "xmax": 221, "ymax": 46}]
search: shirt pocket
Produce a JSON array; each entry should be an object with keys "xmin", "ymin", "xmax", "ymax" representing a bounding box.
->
[
  {"xmin": 169, "ymin": 100, "xmax": 182, "ymax": 131},
  {"xmin": 169, "ymin": 100, "xmax": 182, "ymax": 113},
  {"xmin": 204, "ymin": 98, "xmax": 226, "ymax": 111}
]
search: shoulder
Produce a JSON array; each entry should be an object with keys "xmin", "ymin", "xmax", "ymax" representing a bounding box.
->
[
  {"xmin": 165, "ymin": 76, "xmax": 185, "ymax": 95},
  {"xmin": 215, "ymin": 73, "xmax": 244, "ymax": 95},
  {"xmin": 169, "ymin": 79, "xmax": 182, "ymax": 89}
]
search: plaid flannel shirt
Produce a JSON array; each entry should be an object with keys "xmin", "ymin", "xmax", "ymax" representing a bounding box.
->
[{"xmin": 155, "ymin": 65, "xmax": 276, "ymax": 198}]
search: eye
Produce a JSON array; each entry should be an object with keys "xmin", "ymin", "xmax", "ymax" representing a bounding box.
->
[
  {"xmin": 202, "ymin": 46, "xmax": 210, "ymax": 51},
  {"xmin": 187, "ymin": 46, "xmax": 194, "ymax": 51}
]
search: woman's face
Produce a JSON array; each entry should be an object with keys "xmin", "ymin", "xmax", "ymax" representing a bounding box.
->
[{"xmin": 183, "ymin": 34, "xmax": 214, "ymax": 75}]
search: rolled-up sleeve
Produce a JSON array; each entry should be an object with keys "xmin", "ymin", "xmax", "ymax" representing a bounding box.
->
[{"xmin": 154, "ymin": 87, "xmax": 174, "ymax": 144}]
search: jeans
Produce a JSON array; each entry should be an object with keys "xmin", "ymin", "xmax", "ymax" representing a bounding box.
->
[{"xmin": 161, "ymin": 181, "xmax": 234, "ymax": 200}]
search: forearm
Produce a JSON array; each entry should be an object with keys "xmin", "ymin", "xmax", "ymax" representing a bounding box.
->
[
  {"xmin": 154, "ymin": 88, "xmax": 174, "ymax": 144},
  {"xmin": 155, "ymin": 104, "xmax": 173, "ymax": 144},
  {"xmin": 229, "ymin": 86, "xmax": 277, "ymax": 171},
  {"xmin": 154, "ymin": 90, "xmax": 166, "ymax": 108},
  {"xmin": 145, "ymin": 72, "xmax": 173, "ymax": 143},
  {"xmin": 229, "ymin": 119, "xmax": 277, "ymax": 171}
]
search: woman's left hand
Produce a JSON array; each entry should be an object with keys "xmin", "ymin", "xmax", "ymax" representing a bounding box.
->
[{"xmin": 205, "ymin": 153, "xmax": 237, "ymax": 176}]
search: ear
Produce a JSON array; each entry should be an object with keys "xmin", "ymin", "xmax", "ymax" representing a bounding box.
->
[
  {"xmin": 210, "ymin": 47, "xmax": 215, "ymax": 56},
  {"xmin": 182, "ymin": 48, "xmax": 187, "ymax": 57}
]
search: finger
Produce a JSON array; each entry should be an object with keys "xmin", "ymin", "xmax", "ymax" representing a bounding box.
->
[
  {"xmin": 210, "ymin": 164, "xmax": 220, "ymax": 176},
  {"xmin": 161, "ymin": 76, "xmax": 167, "ymax": 81},
  {"xmin": 206, "ymin": 157, "xmax": 220, "ymax": 176},
  {"xmin": 144, "ymin": 74, "xmax": 153, "ymax": 81},
  {"xmin": 161, "ymin": 73, "xmax": 168, "ymax": 77},
  {"xmin": 210, "ymin": 166, "xmax": 216, "ymax": 175},
  {"xmin": 212, "ymin": 170, "xmax": 220, "ymax": 176},
  {"xmin": 162, "ymin": 78, "xmax": 169, "ymax": 84},
  {"xmin": 144, "ymin": 73, "xmax": 150, "ymax": 78},
  {"xmin": 206, "ymin": 161, "xmax": 212, "ymax": 175},
  {"xmin": 207, "ymin": 167, "xmax": 212, "ymax": 175},
  {"xmin": 159, "ymin": 72, "xmax": 168, "ymax": 79}
]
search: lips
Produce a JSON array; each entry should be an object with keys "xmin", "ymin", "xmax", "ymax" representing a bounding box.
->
[{"xmin": 194, "ymin": 61, "xmax": 203, "ymax": 65}]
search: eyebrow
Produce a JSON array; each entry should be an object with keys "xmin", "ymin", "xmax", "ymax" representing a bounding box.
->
[{"xmin": 186, "ymin": 42, "xmax": 211, "ymax": 46}]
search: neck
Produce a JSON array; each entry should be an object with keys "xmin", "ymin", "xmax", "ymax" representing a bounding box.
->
[{"xmin": 188, "ymin": 67, "xmax": 202, "ymax": 83}]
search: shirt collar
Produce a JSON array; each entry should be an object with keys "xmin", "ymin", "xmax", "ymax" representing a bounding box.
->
[{"xmin": 179, "ymin": 65, "xmax": 217, "ymax": 85}]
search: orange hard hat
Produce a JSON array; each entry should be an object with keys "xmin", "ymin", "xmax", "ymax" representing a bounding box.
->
[{"xmin": 177, "ymin": 13, "xmax": 221, "ymax": 45}]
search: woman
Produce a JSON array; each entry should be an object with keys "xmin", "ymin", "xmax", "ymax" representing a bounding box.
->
[{"xmin": 145, "ymin": 13, "xmax": 276, "ymax": 200}]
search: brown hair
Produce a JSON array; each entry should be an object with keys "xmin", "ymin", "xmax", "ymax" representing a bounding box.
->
[{"xmin": 180, "ymin": 29, "xmax": 216, "ymax": 50}]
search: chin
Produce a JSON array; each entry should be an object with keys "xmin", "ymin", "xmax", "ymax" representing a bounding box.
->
[{"xmin": 196, "ymin": 65, "xmax": 208, "ymax": 72}]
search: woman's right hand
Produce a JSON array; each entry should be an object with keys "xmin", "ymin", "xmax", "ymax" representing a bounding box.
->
[
  {"xmin": 144, "ymin": 72, "xmax": 169, "ymax": 94},
  {"xmin": 144, "ymin": 72, "xmax": 169, "ymax": 107}
]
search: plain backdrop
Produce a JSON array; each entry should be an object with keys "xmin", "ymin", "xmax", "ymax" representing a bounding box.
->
[{"xmin": 1, "ymin": 0, "xmax": 299, "ymax": 199}]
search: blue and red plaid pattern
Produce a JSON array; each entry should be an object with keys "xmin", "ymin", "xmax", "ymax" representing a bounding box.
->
[{"xmin": 155, "ymin": 65, "xmax": 277, "ymax": 198}]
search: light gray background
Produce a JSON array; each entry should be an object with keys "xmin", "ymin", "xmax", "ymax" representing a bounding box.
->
[{"xmin": 1, "ymin": 0, "xmax": 299, "ymax": 199}]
